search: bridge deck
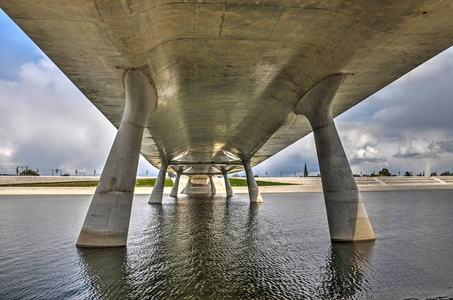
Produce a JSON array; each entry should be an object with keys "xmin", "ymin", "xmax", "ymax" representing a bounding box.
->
[{"xmin": 1, "ymin": 1, "xmax": 453, "ymax": 174}]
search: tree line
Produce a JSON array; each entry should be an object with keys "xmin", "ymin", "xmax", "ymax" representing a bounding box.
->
[{"xmin": 366, "ymin": 168, "xmax": 452, "ymax": 177}]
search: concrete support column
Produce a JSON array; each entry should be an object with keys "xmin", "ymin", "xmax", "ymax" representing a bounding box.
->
[
  {"xmin": 209, "ymin": 175, "xmax": 216, "ymax": 195},
  {"xmin": 294, "ymin": 74, "xmax": 375, "ymax": 242},
  {"xmin": 76, "ymin": 69, "xmax": 157, "ymax": 247},
  {"xmin": 243, "ymin": 160, "xmax": 263, "ymax": 203},
  {"xmin": 183, "ymin": 176, "xmax": 192, "ymax": 194},
  {"xmin": 170, "ymin": 171, "xmax": 181, "ymax": 197},
  {"xmin": 222, "ymin": 169, "xmax": 234, "ymax": 197},
  {"xmin": 149, "ymin": 161, "xmax": 168, "ymax": 204}
]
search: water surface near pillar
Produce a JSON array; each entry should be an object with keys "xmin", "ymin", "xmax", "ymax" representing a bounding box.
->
[{"xmin": 1, "ymin": 191, "xmax": 452, "ymax": 299}]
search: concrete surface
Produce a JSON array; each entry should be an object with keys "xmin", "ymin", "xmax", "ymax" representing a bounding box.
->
[
  {"xmin": 149, "ymin": 160, "xmax": 168, "ymax": 203},
  {"xmin": 169, "ymin": 172, "xmax": 181, "ymax": 197},
  {"xmin": 1, "ymin": 1, "xmax": 453, "ymax": 175},
  {"xmin": 209, "ymin": 176, "xmax": 217, "ymax": 194},
  {"xmin": 222, "ymin": 169, "xmax": 234, "ymax": 197},
  {"xmin": 2, "ymin": 2, "xmax": 453, "ymax": 246},
  {"xmin": 243, "ymin": 160, "xmax": 263, "ymax": 203},
  {"xmin": 77, "ymin": 69, "xmax": 157, "ymax": 248},
  {"xmin": 295, "ymin": 74, "xmax": 374, "ymax": 242}
]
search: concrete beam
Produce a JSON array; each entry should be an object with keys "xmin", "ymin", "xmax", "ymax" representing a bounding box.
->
[
  {"xmin": 243, "ymin": 160, "xmax": 263, "ymax": 203},
  {"xmin": 149, "ymin": 160, "xmax": 168, "ymax": 204},
  {"xmin": 5, "ymin": 1, "xmax": 453, "ymax": 177},
  {"xmin": 181, "ymin": 172, "xmax": 223, "ymax": 176},
  {"xmin": 169, "ymin": 161, "xmax": 243, "ymax": 166},
  {"xmin": 295, "ymin": 74, "xmax": 375, "ymax": 242},
  {"xmin": 76, "ymin": 69, "xmax": 157, "ymax": 247}
]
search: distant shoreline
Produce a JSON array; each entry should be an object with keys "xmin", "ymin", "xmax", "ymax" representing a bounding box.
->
[{"xmin": 0, "ymin": 175, "xmax": 452, "ymax": 195}]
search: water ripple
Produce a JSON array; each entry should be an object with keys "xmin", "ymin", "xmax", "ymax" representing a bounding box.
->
[{"xmin": 1, "ymin": 191, "xmax": 453, "ymax": 299}]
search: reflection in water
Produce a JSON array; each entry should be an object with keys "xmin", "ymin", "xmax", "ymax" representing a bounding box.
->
[
  {"xmin": 317, "ymin": 241, "xmax": 375, "ymax": 299},
  {"xmin": 3, "ymin": 191, "xmax": 453, "ymax": 299},
  {"xmin": 76, "ymin": 194, "xmax": 375, "ymax": 299},
  {"xmin": 77, "ymin": 247, "xmax": 132, "ymax": 299}
]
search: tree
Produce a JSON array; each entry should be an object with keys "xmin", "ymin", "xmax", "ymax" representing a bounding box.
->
[
  {"xmin": 404, "ymin": 171, "xmax": 411, "ymax": 176},
  {"xmin": 430, "ymin": 171, "xmax": 437, "ymax": 176},
  {"xmin": 440, "ymin": 171, "xmax": 451, "ymax": 176},
  {"xmin": 20, "ymin": 169, "xmax": 39, "ymax": 176},
  {"xmin": 378, "ymin": 168, "xmax": 391, "ymax": 176}
]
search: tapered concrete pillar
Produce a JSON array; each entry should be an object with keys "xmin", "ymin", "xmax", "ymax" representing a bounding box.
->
[
  {"xmin": 149, "ymin": 161, "xmax": 168, "ymax": 204},
  {"xmin": 170, "ymin": 171, "xmax": 181, "ymax": 197},
  {"xmin": 77, "ymin": 69, "xmax": 157, "ymax": 247},
  {"xmin": 209, "ymin": 176, "xmax": 217, "ymax": 195},
  {"xmin": 243, "ymin": 160, "xmax": 263, "ymax": 203},
  {"xmin": 183, "ymin": 176, "xmax": 192, "ymax": 194},
  {"xmin": 294, "ymin": 74, "xmax": 375, "ymax": 242},
  {"xmin": 221, "ymin": 169, "xmax": 234, "ymax": 197}
]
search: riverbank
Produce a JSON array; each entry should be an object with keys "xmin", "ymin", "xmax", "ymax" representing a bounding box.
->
[{"xmin": 1, "ymin": 175, "xmax": 452, "ymax": 195}]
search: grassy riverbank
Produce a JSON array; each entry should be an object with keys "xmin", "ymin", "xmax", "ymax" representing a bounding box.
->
[
  {"xmin": 0, "ymin": 178, "xmax": 174, "ymax": 187},
  {"xmin": 0, "ymin": 177, "xmax": 293, "ymax": 187},
  {"xmin": 228, "ymin": 178, "xmax": 294, "ymax": 186}
]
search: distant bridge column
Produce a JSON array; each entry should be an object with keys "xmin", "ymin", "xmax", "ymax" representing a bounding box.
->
[
  {"xmin": 221, "ymin": 169, "xmax": 234, "ymax": 197},
  {"xmin": 76, "ymin": 69, "xmax": 157, "ymax": 248},
  {"xmin": 149, "ymin": 161, "xmax": 168, "ymax": 204},
  {"xmin": 209, "ymin": 175, "xmax": 217, "ymax": 195},
  {"xmin": 170, "ymin": 171, "xmax": 181, "ymax": 197},
  {"xmin": 243, "ymin": 160, "xmax": 263, "ymax": 203},
  {"xmin": 183, "ymin": 176, "xmax": 192, "ymax": 194},
  {"xmin": 294, "ymin": 74, "xmax": 375, "ymax": 242}
]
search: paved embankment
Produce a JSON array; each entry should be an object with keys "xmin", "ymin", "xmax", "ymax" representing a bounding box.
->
[
  {"xmin": 255, "ymin": 176, "xmax": 453, "ymax": 193},
  {"xmin": 1, "ymin": 176, "xmax": 452, "ymax": 195},
  {"xmin": 0, "ymin": 175, "xmax": 100, "ymax": 185}
]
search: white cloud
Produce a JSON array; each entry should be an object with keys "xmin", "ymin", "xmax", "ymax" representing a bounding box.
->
[
  {"xmin": 394, "ymin": 138, "xmax": 453, "ymax": 158},
  {"xmin": 352, "ymin": 146, "xmax": 386, "ymax": 163},
  {"xmin": 345, "ymin": 130, "xmax": 378, "ymax": 149},
  {"xmin": 0, "ymin": 59, "xmax": 155, "ymax": 176},
  {"xmin": 0, "ymin": 144, "xmax": 14, "ymax": 159},
  {"xmin": 340, "ymin": 129, "xmax": 387, "ymax": 168}
]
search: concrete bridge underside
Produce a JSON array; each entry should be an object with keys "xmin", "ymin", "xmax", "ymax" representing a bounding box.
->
[{"xmin": 1, "ymin": 1, "xmax": 453, "ymax": 247}]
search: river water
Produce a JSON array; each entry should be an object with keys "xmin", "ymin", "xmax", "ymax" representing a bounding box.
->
[{"xmin": 0, "ymin": 190, "xmax": 452, "ymax": 299}]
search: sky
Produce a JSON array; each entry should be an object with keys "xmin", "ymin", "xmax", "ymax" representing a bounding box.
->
[{"xmin": 1, "ymin": 9, "xmax": 453, "ymax": 177}]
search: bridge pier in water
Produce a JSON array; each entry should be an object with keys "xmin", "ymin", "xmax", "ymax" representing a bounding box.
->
[
  {"xmin": 183, "ymin": 176, "xmax": 192, "ymax": 194},
  {"xmin": 295, "ymin": 74, "xmax": 375, "ymax": 242},
  {"xmin": 149, "ymin": 161, "xmax": 168, "ymax": 204},
  {"xmin": 76, "ymin": 69, "xmax": 157, "ymax": 248},
  {"xmin": 209, "ymin": 175, "xmax": 217, "ymax": 195},
  {"xmin": 170, "ymin": 171, "xmax": 182, "ymax": 197},
  {"xmin": 243, "ymin": 160, "xmax": 263, "ymax": 203},
  {"xmin": 221, "ymin": 168, "xmax": 234, "ymax": 197}
]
